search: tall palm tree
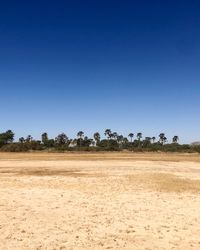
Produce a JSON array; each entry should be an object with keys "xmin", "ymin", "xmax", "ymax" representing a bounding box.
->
[
  {"xmin": 159, "ymin": 133, "xmax": 165, "ymax": 145},
  {"xmin": 128, "ymin": 133, "xmax": 134, "ymax": 142},
  {"xmin": 41, "ymin": 132, "xmax": 48, "ymax": 144},
  {"xmin": 77, "ymin": 131, "xmax": 84, "ymax": 139},
  {"xmin": 137, "ymin": 132, "xmax": 142, "ymax": 141},
  {"xmin": 93, "ymin": 132, "xmax": 101, "ymax": 145},
  {"xmin": 117, "ymin": 135, "xmax": 124, "ymax": 148},
  {"xmin": 77, "ymin": 131, "xmax": 84, "ymax": 147},
  {"xmin": 172, "ymin": 136, "xmax": 179, "ymax": 143}
]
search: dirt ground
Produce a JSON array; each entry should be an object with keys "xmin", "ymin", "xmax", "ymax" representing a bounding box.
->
[{"xmin": 0, "ymin": 152, "xmax": 200, "ymax": 250}]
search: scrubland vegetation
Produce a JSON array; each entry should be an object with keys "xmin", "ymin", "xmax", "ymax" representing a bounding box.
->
[{"xmin": 0, "ymin": 129, "xmax": 199, "ymax": 153}]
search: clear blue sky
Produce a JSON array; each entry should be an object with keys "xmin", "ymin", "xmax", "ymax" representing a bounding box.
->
[{"xmin": 0, "ymin": 1, "xmax": 200, "ymax": 143}]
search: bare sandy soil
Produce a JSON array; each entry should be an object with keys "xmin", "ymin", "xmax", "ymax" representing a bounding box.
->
[{"xmin": 0, "ymin": 152, "xmax": 200, "ymax": 249}]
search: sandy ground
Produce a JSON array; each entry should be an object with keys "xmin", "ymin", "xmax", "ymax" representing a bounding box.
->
[{"xmin": 0, "ymin": 152, "xmax": 200, "ymax": 250}]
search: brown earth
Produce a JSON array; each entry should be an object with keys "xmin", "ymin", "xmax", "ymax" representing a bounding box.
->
[{"xmin": 0, "ymin": 152, "xmax": 200, "ymax": 249}]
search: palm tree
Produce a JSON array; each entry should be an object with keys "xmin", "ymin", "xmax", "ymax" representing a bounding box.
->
[
  {"xmin": 26, "ymin": 135, "xmax": 32, "ymax": 142},
  {"xmin": 77, "ymin": 131, "xmax": 84, "ymax": 147},
  {"xmin": 41, "ymin": 132, "xmax": 48, "ymax": 144},
  {"xmin": 151, "ymin": 136, "xmax": 156, "ymax": 143},
  {"xmin": 128, "ymin": 133, "xmax": 134, "ymax": 142},
  {"xmin": 117, "ymin": 135, "xmax": 124, "ymax": 148},
  {"xmin": 137, "ymin": 132, "xmax": 142, "ymax": 141},
  {"xmin": 172, "ymin": 136, "xmax": 179, "ymax": 143},
  {"xmin": 104, "ymin": 129, "xmax": 112, "ymax": 139},
  {"xmin": 19, "ymin": 137, "xmax": 25, "ymax": 143},
  {"xmin": 159, "ymin": 133, "xmax": 165, "ymax": 145},
  {"xmin": 77, "ymin": 131, "xmax": 84, "ymax": 139},
  {"xmin": 117, "ymin": 135, "xmax": 123, "ymax": 143},
  {"xmin": 93, "ymin": 132, "xmax": 101, "ymax": 146},
  {"xmin": 112, "ymin": 132, "xmax": 118, "ymax": 140}
]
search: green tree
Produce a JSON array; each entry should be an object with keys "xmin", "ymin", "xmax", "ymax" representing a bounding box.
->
[
  {"xmin": 98, "ymin": 139, "xmax": 119, "ymax": 151},
  {"xmin": 77, "ymin": 131, "xmax": 84, "ymax": 147},
  {"xmin": 145, "ymin": 137, "xmax": 151, "ymax": 142},
  {"xmin": 19, "ymin": 137, "xmax": 25, "ymax": 143},
  {"xmin": 55, "ymin": 133, "xmax": 68, "ymax": 145},
  {"xmin": 93, "ymin": 132, "xmax": 101, "ymax": 145},
  {"xmin": 112, "ymin": 132, "xmax": 118, "ymax": 140},
  {"xmin": 117, "ymin": 135, "xmax": 124, "ymax": 148},
  {"xmin": 143, "ymin": 137, "xmax": 152, "ymax": 147},
  {"xmin": 128, "ymin": 133, "xmax": 134, "ymax": 142},
  {"xmin": 46, "ymin": 139, "xmax": 55, "ymax": 148},
  {"xmin": 137, "ymin": 132, "xmax": 142, "ymax": 141},
  {"xmin": 0, "ymin": 130, "xmax": 15, "ymax": 146},
  {"xmin": 26, "ymin": 135, "xmax": 33, "ymax": 142},
  {"xmin": 77, "ymin": 131, "xmax": 84, "ymax": 139},
  {"xmin": 159, "ymin": 133, "xmax": 166, "ymax": 145},
  {"xmin": 41, "ymin": 132, "xmax": 48, "ymax": 145},
  {"xmin": 172, "ymin": 136, "xmax": 179, "ymax": 143},
  {"xmin": 104, "ymin": 129, "xmax": 112, "ymax": 139}
]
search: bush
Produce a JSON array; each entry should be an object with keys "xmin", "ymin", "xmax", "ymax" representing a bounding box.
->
[
  {"xmin": 0, "ymin": 143, "xmax": 29, "ymax": 152},
  {"xmin": 97, "ymin": 139, "xmax": 119, "ymax": 151},
  {"xmin": 191, "ymin": 145, "xmax": 200, "ymax": 153}
]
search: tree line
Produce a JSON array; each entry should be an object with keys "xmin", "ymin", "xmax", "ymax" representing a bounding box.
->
[{"xmin": 0, "ymin": 129, "xmax": 199, "ymax": 153}]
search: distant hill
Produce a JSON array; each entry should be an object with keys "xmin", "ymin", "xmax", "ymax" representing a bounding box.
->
[{"xmin": 191, "ymin": 141, "xmax": 200, "ymax": 146}]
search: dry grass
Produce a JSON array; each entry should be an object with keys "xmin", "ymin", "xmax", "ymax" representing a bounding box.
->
[
  {"xmin": 0, "ymin": 167, "xmax": 106, "ymax": 178},
  {"xmin": 0, "ymin": 168, "xmax": 83, "ymax": 177},
  {"xmin": 0, "ymin": 151, "xmax": 200, "ymax": 162},
  {"xmin": 129, "ymin": 173, "xmax": 200, "ymax": 193}
]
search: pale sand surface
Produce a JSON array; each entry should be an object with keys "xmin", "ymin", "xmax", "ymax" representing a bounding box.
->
[{"xmin": 0, "ymin": 152, "xmax": 200, "ymax": 249}]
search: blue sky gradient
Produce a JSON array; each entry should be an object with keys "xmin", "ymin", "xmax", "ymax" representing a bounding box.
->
[{"xmin": 0, "ymin": 1, "xmax": 200, "ymax": 143}]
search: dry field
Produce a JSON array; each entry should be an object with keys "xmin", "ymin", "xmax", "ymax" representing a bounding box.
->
[{"xmin": 0, "ymin": 152, "xmax": 200, "ymax": 250}]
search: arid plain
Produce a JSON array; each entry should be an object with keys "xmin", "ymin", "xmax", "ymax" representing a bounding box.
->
[{"xmin": 0, "ymin": 152, "xmax": 200, "ymax": 250}]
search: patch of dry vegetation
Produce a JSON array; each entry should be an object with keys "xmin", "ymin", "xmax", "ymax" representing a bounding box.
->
[
  {"xmin": 0, "ymin": 152, "xmax": 200, "ymax": 162},
  {"xmin": 0, "ymin": 167, "xmax": 104, "ymax": 177},
  {"xmin": 129, "ymin": 173, "xmax": 200, "ymax": 193}
]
